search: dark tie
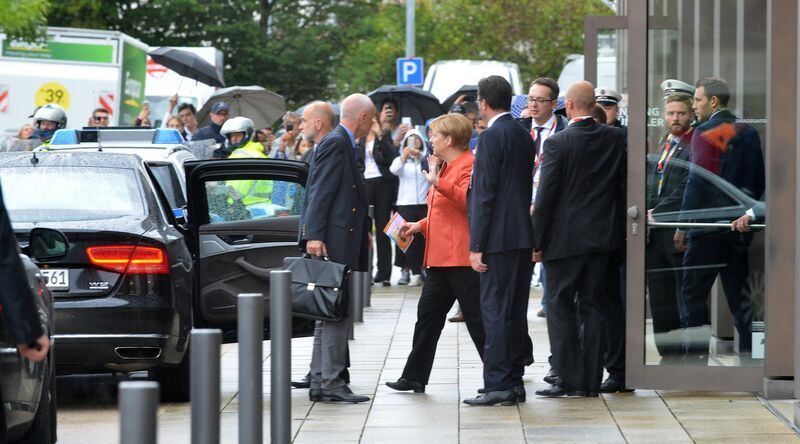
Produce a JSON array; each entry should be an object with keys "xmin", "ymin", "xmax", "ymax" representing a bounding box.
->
[{"xmin": 535, "ymin": 126, "xmax": 545, "ymax": 156}]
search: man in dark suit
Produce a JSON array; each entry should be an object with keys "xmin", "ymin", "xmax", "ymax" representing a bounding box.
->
[
  {"xmin": 676, "ymin": 77, "xmax": 765, "ymax": 355},
  {"xmin": 645, "ymin": 92, "xmax": 694, "ymax": 360},
  {"xmin": 299, "ymin": 93, "xmax": 376, "ymax": 403},
  {"xmin": 0, "ymin": 184, "xmax": 51, "ymax": 439},
  {"xmin": 533, "ymin": 81, "xmax": 627, "ymax": 397},
  {"xmin": 464, "ymin": 76, "xmax": 536, "ymax": 406}
]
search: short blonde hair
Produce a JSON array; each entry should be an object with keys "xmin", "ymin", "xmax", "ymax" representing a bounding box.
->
[{"xmin": 429, "ymin": 113, "xmax": 473, "ymax": 151}]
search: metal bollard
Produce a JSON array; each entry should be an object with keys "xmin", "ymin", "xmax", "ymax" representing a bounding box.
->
[
  {"xmin": 367, "ymin": 205, "xmax": 375, "ymax": 307},
  {"xmin": 270, "ymin": 270, "xmax": 292, "ymax": 444},
  {"xmin": 238, "ymin": 293, "xmax": 264, "ymax": 444},
  {"xmin": 119, "ymin": 381, "xmax": 159, "ymax": 444},
  {"xmin": 362, "ymin": 269, "xmax": 372, "ymax": 308},
  {"xmin": 191, "ymin": 329, "xmax": 221, "ymax": 444},
  {"xmin": 350, "ymin": 271, "xmax": 365, "ymax": 323}
]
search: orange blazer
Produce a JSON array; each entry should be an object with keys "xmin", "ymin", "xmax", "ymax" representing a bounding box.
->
[{"xmin": 418, "ymin": 150, "xmax": 473, "ymax": 267}]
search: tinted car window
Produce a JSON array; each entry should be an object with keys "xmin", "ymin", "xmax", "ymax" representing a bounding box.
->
[
  {"xmin": 205, "ymin": 179, "xmax": 305, "ymax": 223},
  {"xmin": 148, "ymin": 163, "xmax": 187, "ymax": 209},
  {"xmin": 0, "ymin": 167, "xmax": 145, "ymax": 222}
]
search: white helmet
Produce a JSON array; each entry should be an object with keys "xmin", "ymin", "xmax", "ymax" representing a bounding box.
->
[
  {"xmin": 33, "ymin": 103, "xmax": 68, "ymax": 129},
  {"xmin": 220, "ymin": 116, "xmax": 254, "ymax": 150}
]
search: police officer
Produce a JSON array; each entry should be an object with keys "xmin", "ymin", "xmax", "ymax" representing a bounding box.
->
[
  {"xmin": 0, "ymin": 183, "xmax": 50, "ymax": 442},
  {"xmin": 220, "ymin": 117, "xmax": 275, "ymax": 214},
  {"xmin": 595, "ymin": 88, "xmax": 625, "ymax": 129},
  {"xmin": 32, "ymin": 104, "xmax": 68, "ymax": 146}
]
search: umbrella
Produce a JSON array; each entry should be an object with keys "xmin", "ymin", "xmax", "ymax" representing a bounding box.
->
[
  {"xmin": 367, "ymin": 85, "xmax": 443, "ymax": 126},
  {"xmin": 441, "ymin": 85, "xmax": 478, "ymax": 112},
  {"xmin": 149, "ymin": 47, "xmax": 225, "ymax": 87},
  {"xmin": 196, "ymin": 86, "xmax": 286, "ymax": 130}
]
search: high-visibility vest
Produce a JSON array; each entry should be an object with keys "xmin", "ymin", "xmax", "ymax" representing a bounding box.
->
[{"xmin": 227, "ymin": 141, "xmax": 273, "ymax": 205}]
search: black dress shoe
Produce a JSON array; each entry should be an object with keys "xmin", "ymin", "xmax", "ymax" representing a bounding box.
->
[
  {"xmin": 600, "ymin": 377, "xmax": 634, "ymax": 393},
  {"xmin": 291, "ymin": 373, "xmax": 311, "ymax": 389},
  {"xmin": 513, "ymin": 385, "xmax": 526, "ymax": 403},
  {"xmin": 309, "ymin": 389, "xmax": 322, "ymax": 402},
  {"xmin": 319, "ymin": 386, "xmax": 370, "ymax": 403},
  {"xmin": 534, "ymin": 385, "xmax": 587, "ymax": 398},
  {"xmin": 543, "ymin": 367, "xmax": 559, "ymax": 385},
  {"xmin": 385, "ymin": 378, "xmax": 425, "ymax": 393},
  {"xmin": 463, "ymin": 389, "xmax": 518, "ymax": 406}
]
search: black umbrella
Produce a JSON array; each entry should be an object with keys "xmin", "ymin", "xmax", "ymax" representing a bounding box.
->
[
  {"xmin": 149, "ymin": 47, "xmax": 225, "ymax": 88},
  {"xmin": 441, "ymin": 84, "xmax": 478, "ymax": 112},
  {"xmin": 367, "ymin": 85, "xmax": 444, "ymax": 126}
]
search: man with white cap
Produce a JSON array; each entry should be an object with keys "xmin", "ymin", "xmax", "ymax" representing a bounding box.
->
[{"xmin": 595, "ymin": 87, "xmax": 625, "ymax": 129}]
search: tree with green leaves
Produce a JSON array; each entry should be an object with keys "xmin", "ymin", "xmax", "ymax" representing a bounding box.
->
[{"xmin": 0, "ymin": 0, "xmax": 48, "ymax": 42}]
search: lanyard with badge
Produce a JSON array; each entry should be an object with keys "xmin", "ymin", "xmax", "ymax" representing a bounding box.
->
[{"xmin": 656, "ymin": 132, "xmax": 685, "ymax": 196}]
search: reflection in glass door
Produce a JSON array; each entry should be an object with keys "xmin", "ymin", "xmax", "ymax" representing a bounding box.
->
[{"xmin": 642, "ymin": 0, "xmax": 767, "ymax": 369}]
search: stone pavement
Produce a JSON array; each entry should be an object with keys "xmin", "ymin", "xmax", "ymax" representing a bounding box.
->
[{"xmin": 57, "ymin": 285, "xmax": 799, "ymax": 443}]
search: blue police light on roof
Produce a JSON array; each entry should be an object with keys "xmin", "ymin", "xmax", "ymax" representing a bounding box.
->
[
  {"xmin": 50, "ymin": 130, "xmax": 78, "ymax": 145},
  {"xmin": 153, "ymin": 129, "xmax": 184, "ymax": 144}
]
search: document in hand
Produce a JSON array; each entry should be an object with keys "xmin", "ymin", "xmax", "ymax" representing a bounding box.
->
[{"xmin": 383, "ymin": 212, "xmax": 413, "ymax": 253}]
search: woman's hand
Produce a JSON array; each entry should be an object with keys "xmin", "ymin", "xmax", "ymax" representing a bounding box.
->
[
  {"xmin": 399, "ymin": 222, "xmax": 421, "ymax": 241},
  {"xmin": 422, "ymin": 155, "xmax": 440, "ymax": 186}
]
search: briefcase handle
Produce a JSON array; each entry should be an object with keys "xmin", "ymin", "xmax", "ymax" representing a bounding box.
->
[{"xmin": 303, "ymin": 253, "xmax": 330, "ymax": 262}]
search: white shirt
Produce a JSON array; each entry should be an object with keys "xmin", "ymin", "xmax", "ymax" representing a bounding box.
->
[
  {"xmin": 487, "ymin": 112, "xmax": 511, "ymax": 128},
  {"xmin": 363, "ymin": 139, "xmax": 382, "ymax": 179},
  {"xmin": 531, "ymin": 113, "xmax": 559, "ymax": 204},
  {"xmin": 389, "ymin": 154, "xmax": 430, "ymax": 205}
]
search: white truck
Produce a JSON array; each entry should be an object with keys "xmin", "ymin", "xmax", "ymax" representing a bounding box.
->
[
  {"xmin": 0, "ymin": 27, "xmax": 149, "ymax": 133},
  {"xmin": 145, "ymin": 46, "xmax": 223, "ymax": 127}
]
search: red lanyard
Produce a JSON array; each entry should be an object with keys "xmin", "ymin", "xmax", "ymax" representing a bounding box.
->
[{"xmin": 532, "ymin": 118, "xmax": 557, "ymax": 168}]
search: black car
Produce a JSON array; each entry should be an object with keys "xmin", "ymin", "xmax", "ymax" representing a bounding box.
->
[
  {"xmin": 3, "ymin": 227, "xmax": 68, "ymax": 443},
  {"xmin": 0, "ymin": 152, "xmax": 313, "ymax": 401}
]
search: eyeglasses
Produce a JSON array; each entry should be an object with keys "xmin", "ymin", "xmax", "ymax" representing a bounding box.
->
[
  {"xmin": 528, "ymin": 97, "xmax": 555, "ymax": 104},
  {"xmin": 94, "ymin": 115, "xmax": 109, "ymax": 121}
]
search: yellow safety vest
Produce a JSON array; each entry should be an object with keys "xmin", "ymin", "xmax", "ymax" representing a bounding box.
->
[{"xmin": 227, "ymin": 141, "xmax": 273, "ymax": 206}]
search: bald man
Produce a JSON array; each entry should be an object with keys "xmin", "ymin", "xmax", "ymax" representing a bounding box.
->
[
  {"xmin": 299, "ymin": 101, "xmax": 336, "ymax": 164},
  {"xmin": 532, "ymin": 81, "xmax": 627, "ymax": 397},
  {"xmin": 299, "ymin": 93, "xmax": 375, "ymax": 403}
]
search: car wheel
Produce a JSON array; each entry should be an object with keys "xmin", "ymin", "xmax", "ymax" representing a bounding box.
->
[
  {"xmin": 18, "ymin": 366, "xmax": 55, "ymax": 443},
  {"xmin": 151, "ymin": 347, "xmax": 191, "ymax": 402}
]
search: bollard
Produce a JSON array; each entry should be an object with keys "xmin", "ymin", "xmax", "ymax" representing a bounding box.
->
[
  {"xmin": 270, "ymin": 270, "xmax": 292, "ymax": 444},
  {"xmin": 119, "ymin": 381, "xmax": 159, "ymax": 444},
  {"xmin": 367, "ymin": 205, "xmax": 375, "ymax": 307},
  {"xmin": 238, "ymin": 293, "xmax": 264, "ymax": 444},
  {"xmin": 350, "ymin": 271, "xmax": 365, "ymax": 323},
  {"xmin": 362, "ymin": 269, "xmax": 372, "ymax": 308},
  {"xmin": 191, "ymin": 329, "xmax": 221, "ymax": 444}
]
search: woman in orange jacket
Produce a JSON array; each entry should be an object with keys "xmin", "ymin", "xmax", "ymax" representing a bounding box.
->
[{"xmin": 385, "ymin": 113, "xmax": 485, "ymax": 393}]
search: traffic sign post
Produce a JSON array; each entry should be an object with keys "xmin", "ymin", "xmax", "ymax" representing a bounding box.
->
[{"xmin": 396, "ymin": 57, "xmax": 424, "ymax": 86}]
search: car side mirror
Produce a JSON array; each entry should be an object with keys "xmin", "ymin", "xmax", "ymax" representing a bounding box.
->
[{"xmin": 28, "ymin": 228, "xmax": 69, "ymax": 262}]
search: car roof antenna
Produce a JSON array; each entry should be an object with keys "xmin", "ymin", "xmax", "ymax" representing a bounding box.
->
[{"xmin": 30, "ymin": 151, "xmax": 39, "ymax": 166}]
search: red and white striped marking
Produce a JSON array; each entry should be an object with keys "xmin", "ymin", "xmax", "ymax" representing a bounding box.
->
[
  {"xmin": 147, "ymin": 57, "xmax": 168, "ymax": 78},
  {"xmin": 98, "ymin": 91, "xmax": 115, "ymax": 115},
  {"xmin": 0, "ymin": 85, "xmax": 8, "ymax": 113}
]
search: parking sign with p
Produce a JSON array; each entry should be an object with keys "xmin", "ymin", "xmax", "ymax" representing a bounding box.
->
[{"xmin": 396, "ymin": 57, "xmax": 424, "ymax": 86}]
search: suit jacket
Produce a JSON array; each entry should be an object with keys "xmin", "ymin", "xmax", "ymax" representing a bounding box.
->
[
  {"xmin": 680, "ymin": 109, "xmax": 765, "ymax": 224},
  {"xmin": 533, "ymin": 118, "xmax": 627, "ymax": 261},
  {"xmin": 418, "ymin": 150, "xmax": 473, "ymax": 267},
  {"xmin": 0, "ymin": 185, "xmax": 43, "ymax": 345},
  {"xmin": 299, "ymin": 125, "xmax": 369, "ymax": 270},
  {"xmin": 647, "ymin": 128, "xmax": 693, "ymax": 215},
  {"xmin": 469, "ymin": 114, "xmax": 536, "ymax": 254}
]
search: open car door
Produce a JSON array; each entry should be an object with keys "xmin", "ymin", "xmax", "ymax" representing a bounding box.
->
[{"xmin": 184, "ymin": 159, "xmax": 315, "ymax": 342}]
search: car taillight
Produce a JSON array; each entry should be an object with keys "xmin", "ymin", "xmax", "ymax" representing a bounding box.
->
[{"xmin": 86, "ymin": 245, "xmax": 169, "ymax": 275}]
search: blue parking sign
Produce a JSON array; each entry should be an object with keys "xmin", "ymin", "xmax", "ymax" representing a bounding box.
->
[{"xmin": 396, "ymin": 57, "xmax": 424, "ymax": 86}]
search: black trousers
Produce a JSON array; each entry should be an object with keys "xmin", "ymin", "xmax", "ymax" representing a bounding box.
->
[
  {"xmin": 646, "ymin": 230, "xmax": 684, "ymax": 355},
  {"xmin": 679, "ymin": 232, "xmax": 753, "ymax": 352},
  {"xmin": 603, "ymin": 248, "xmax": 626, "ymax": 380},
  {"xmin": 366, "ymin": 177, "xmax": 396, "ymax": 281},
  {"xmin": 393, "ymin": 204, "xmax": 427, "ymax": 274},
  {"xmin": 481, "ymin": 249, "xmax": 533, "ymax": 392},
  {"xmin": 401, "ymin": 267, "xmax": 485, "ymax": 384},
  {"xmin": 546, "ymin": 253, "xmax": 609, "ymax": 394}
]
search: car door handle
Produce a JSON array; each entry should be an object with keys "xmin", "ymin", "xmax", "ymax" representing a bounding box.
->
[
  {"xmin": 230, "ymin": 235, "xmax": 254, "ymax": 245},
  {"xmin": 234, "ymin": 256, "xmax": 280, "ymax": 280}
]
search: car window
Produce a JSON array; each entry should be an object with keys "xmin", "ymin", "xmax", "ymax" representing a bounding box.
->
[
  {"xmin": 148, "ymin": 163, "xmax": 187, "ymax": 209},
  {"xmin": 205, "ymin": 178, "xmax": 305, "ymax": 223},
  {"xmin": 0, "ymin": 166, "xmax": 145, "ymax": 222}
]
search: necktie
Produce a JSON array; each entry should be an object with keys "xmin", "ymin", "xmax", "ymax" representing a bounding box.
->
[{"xmin": 535, "ymin": 126, "xmax": 545, "ymax": 156}]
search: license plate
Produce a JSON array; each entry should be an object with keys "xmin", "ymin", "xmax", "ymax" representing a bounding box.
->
[{"xmin": 41, "ymin": 269, "xmax": 69, "ymax": 289}]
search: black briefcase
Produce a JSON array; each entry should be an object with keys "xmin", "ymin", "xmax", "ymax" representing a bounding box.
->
[{"xmin": 283, "ymin": 255, "xmax": 351, "ymax": 322}]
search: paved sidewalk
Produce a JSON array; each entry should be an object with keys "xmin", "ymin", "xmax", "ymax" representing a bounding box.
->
[{"xmin": 57, "ymin": 285, "xmax": 799, "ymax": 443}]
